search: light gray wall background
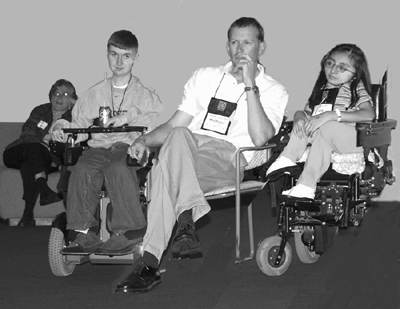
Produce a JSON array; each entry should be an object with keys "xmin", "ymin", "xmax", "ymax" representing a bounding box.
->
[{"xmin": 1, "ymin": 0, "xmax": 398, "ymax": 200}]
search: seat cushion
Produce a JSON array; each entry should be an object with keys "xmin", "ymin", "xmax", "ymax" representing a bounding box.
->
[
  {"xmin": 331, "ymin": 152, "xmax": 365, "ymax": 175},
  {"xmin": 298, "ymin": 147, "xmax": 365, "ymax": 175}
]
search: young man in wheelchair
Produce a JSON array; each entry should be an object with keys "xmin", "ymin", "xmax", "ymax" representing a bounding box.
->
[{"xmin": 51, "ymin": 30, "xmax": 163, "ymax": 255}]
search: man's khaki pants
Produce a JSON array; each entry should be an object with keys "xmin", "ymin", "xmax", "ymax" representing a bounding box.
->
[{"xmin": 143, "ymin": 127, "xmax": 246, "ymax": 262}]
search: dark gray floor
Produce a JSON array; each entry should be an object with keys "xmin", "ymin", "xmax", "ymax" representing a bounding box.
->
[{"xmin": 1, "ymin": 188, "xmax": 399, "ymax": 309}]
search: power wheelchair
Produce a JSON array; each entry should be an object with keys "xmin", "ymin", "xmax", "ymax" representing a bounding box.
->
[
  {"xmin": 48, "ymin": 126, "xmax": 153, "ymax": 277},
  {"xmin": 256, "ymin": 71, "xmax": 397, "ymax": 276}
]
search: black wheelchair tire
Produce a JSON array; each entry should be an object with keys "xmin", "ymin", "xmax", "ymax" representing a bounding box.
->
[{"xmin": 294, "ymin": 227, "xmax": 320, "ymax": 264}]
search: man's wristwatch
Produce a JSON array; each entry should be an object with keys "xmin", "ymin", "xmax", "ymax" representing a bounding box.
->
[{"xmin": 244, "ymin": 85, "xmax": 259, "ymax": 95}]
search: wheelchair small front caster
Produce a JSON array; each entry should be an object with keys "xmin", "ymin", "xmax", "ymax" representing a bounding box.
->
[{"xmin": 256, "ymin": 236, "xmax": 292, "ymax": 276}]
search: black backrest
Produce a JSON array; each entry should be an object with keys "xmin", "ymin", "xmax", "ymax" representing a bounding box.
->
[
  {"xmin": 378, "ymin": 70, "xmax": 388, "ymax": 122},
  {"xmin": 370, "ymin": 70, "xmax": 388, "ymax": 122}
]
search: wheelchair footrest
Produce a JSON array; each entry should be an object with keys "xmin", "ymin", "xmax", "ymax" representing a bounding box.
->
[
  {"xmin": 61, "ymin": 249, "xmax": 91, "ymax": 256},
  {"xmin": 293, "ymin": 218, "xmax": 324, "ymax": 226},
  {"xmin": 61, "ymin": 245, "xmax": 140, "ymax": 256},
  {"xmin": 310, "ymin": 214, "xmax": 339, "ymax": 225},
  {"xmin": 94, "ymin": 245, "xmax": 141, "ymax": 256},
  {"xmin": 280, "ymin": 195, "xmax": 321, "ymax": 212}
]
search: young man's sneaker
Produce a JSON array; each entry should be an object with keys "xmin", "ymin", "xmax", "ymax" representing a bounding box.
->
[
  {"xmin": 282, "ymin": 184, "xmax": 315, "ymax": 199},
  {"xmin": 172, "ymin": 222, "xmax": 202, "ymax": 259},
  {"xmin": 61, "ymin": 231, "xmax": 102, "ymax": 254},
  {"xmin": 115, "ymin": 258, "xmax": 161, "ymax": 294},
  {"xmin": 97, "ymin": 233, "xmax": 142, "ymax": 255}
]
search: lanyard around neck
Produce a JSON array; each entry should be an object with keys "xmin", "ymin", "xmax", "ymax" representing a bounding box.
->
[
  {"xmin": 214, "ymin": 73, "xmax": 245, "ymax": 104},
  {"xmin": 110, "ymin": 75, "xmax": 132, "ymax": 115}
]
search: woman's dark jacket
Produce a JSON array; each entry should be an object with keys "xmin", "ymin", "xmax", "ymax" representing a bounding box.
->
[{"xmin": 6, "ymin": 103, "xmax": 72, "ymax": 151}]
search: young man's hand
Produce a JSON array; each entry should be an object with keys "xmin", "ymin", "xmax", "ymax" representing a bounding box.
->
[
  {"xmin": 106, "ymin": 114, "xmax": 128, "ymax": 127},
  {"xmin": 51, "ymin": 124, "xmax": 68, "ymax": 142}
]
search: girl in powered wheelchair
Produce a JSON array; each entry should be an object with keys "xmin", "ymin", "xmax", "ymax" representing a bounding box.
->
[
  {"xmin": 256, "ymin": 43, "xmax": 397, "ymax": 276},
  {"xmin": 266, "ymin": 43, "xmax": 375, "ymax": 198}
]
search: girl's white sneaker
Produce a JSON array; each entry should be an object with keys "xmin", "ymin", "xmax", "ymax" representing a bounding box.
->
[{"xmin": 266, "ymin": 156, "xmax": 296, "ymax": 176}]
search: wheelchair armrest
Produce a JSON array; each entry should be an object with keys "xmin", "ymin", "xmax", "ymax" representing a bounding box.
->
[
  {"xmin": 356, "ymin": 119, "xmax": 397, "ymax": 148},
  {"xmin": 237, "ymin": 143, "xmax": 277, "ymax": 171}
]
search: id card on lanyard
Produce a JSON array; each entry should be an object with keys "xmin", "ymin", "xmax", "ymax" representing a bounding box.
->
[
  {"xmin": 312, "ymin": 87, "xmax": 340, "ymax": 116},
  {"xmin": 201, "ymin": 97, "xmax": 237, "ymax": 135},
  {"xmin": 200, "ymin": 73, "xmax": 243, "ymax": 135}
]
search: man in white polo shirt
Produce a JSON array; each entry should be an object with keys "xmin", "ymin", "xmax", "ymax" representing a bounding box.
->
[{"xmin": 117, "ymin": 17, "xmax": 289, "ymax": 294}]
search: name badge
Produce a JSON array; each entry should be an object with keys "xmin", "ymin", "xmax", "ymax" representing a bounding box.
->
[
  {"xmin": 37, "ymin": 120, "xmax": 48, "ymax": 129},
  {"xmin": 202, "ymin": 113, "xmax": 231, "ymax": 134},
  {"xmin": 312, "ymin": 104, "xmax": 333, "ymax": 116},
  {"xmin": 201, "ymin": 97, "xmax": 237, "ymax": 135},
  {"xmin": 311, "ymin": 88, "xmax": 339, "ymax": 116}
]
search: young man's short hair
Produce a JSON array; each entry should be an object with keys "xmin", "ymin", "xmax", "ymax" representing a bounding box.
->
[{"xmin": 107, "ymin": 30, "xmax": 139, "ymax": 50}]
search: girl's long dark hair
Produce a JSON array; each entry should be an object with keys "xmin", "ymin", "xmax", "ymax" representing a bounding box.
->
[{"xmin": 308, "ymin": 43, "xmax": 372, "ymax": 109}]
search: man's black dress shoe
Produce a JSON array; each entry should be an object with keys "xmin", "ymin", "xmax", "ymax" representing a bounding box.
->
[
  {"xmin": 115, "ymin": 260, "xmax": 161, "ymax": 294},
  {"xmin": 17, "ymin": 216, "xmax": 36, "ymax": 227},
  {"xmin": 172, "ymin": 222, "xmax": 202, "ymax": 259}
]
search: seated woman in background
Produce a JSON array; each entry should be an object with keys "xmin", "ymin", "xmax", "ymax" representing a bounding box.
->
[
  {"xmin": 3, "ymin": 79, "xmax": 77, "ymax": 227},
  {"xmin": 266, "ymin": 43, "xmax": 375, "ymax": 199}
]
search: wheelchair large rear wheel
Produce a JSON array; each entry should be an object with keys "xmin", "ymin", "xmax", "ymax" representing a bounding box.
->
[
  {"xmin": 256, "ymin": 236, "xmax": 292, "ymax": 276},
  {"xmin": 294, "ymin": 227, "xmax": 320, "ymax": 264},
  {"xmin": 48, "ymin": 227, "xmax": 76, "ymax": 276}
]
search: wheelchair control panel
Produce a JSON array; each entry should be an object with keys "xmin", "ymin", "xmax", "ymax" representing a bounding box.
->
[
  {"xmin": 61, "ymin": 126, "xmax": 147, "ymax": 166},
  {"xmin": 63, "ymin": 125, "xmax": 147, "ymax": 139}
]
